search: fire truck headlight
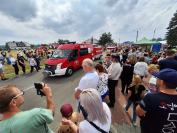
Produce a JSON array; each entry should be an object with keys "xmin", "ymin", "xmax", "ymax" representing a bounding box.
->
[{"xmin": 57, "ymin": 63, "xmax": 62, "ymax": 69}]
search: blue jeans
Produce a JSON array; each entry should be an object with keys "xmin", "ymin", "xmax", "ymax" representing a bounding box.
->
[{"xmin": 125, "ymin": 100, "xmax": 137, "ymax": 122}]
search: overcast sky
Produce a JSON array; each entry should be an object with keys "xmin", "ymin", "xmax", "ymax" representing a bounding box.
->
[{"xmin": 0, "ymin": 0, "xmax": 177, "ymax": 45}]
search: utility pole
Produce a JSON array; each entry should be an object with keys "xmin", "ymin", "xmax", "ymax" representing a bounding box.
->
[
  {"xmin": 91, "ymin": 36, "xmax": 93, "ymax": 44},
  {"xmin": 153, "ymin": 28, "xmax": 156, "ymax": 39},
  {"xmin": 136, "ymin": 30, "xmax": 139, "ymax": 42}
]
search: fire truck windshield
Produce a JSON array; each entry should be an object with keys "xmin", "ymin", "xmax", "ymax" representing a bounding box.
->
[{"xmin": 52, "ymin": 49, "xmax": 72, "ymax": 58}]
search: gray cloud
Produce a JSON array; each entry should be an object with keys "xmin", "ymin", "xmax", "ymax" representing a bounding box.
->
[
  {"xmin": 0, "ymin": 0, "xmax": 177, "ymax": 44},
  {"xmin": 0, "ymin": 0, "xmax": 37, "ymax": 21},
  {"xmin": 106, "ymin": 0, "xmax": 120, "ymax": 7},
  {"xmin": 43, "ymin": 17, "xmax": 74, "ymax": 34},
  {"xmin": 41, "ymin": 1, "xmax": 107, "ymax": 38},
  {"xmin": 0, "ymin": 28, "xmax": 16, "ymax": 37}
]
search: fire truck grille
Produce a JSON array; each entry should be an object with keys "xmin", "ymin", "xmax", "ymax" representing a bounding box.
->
[{"xmin": 45, "ymin": 65, "xmax": 56, "ymax": 74}]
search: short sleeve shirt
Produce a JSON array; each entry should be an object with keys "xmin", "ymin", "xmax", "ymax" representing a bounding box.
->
[
  {"xmin": 139, "ymin": 92, "xmax": 177, "ymax": 133},
  {"xmin": 76, "ymin": 71, "xmax": 99, "ymax": 91},
  {"xmin": 0, "ymin": 108, "xmax": 54, "ymax": 133},
  {"xmin": 128, "ymin": 85, "xmax": 146, "ymax": 102},
  {"xmin": 96, "ymin": 73, "xmax": 108, "ymax": 96}
]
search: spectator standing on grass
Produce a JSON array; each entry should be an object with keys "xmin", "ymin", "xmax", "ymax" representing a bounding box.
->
[
  {"xmin": 62, "ymin": 89, "xmax": 111, "ymax": 133},
  {"xmin": 134, "ymin": 56, "xmax": 148, "ymax": 79},
  {"xmin": 17, "ymin": 53, "xmax": 26, "ymax": 74},
  {"xmin": 125, "ymin": 75, "xmax": 146, "ymax": 126},
  {"xmin": 120, "ymin": 60, "xmax": 134, "ymax": 95},
  {"xmin": 29, "ymin": 54, "xmax": 38, "ymax": 73},
  {"xmin": 0, "ymin": 84, "xmax": 55, "ymax": 133},
  {"xmin": 75, "ymin": 58, "xmax": 99, "ymax": 99},
  {"xmin": 0, "ymin": 61, "xmax": 7, "ymax": 80},
  {"xmin": 9, "ymin": 54, "xmax": 19, "ymax": 76},
  {"xmin": 136, "ymin": 68, "xmax": 177, "ymax": 133},
  {"xmin": 1, "ymin": 51, "xmax": 7, "ymax": 58},
  {"xmin": 95, "ymin": 63, "xmax": 110, "ymax": 103},
  {"xmin": 107, "ymin": 55, "xmax": 122, "ymax": 108},
  {"xmin": 33, "ymin": 53, "xmax": 41, "ymax": 70},
  {"xmin": 0, "ymin": 53, "xmax": 6, "ymax": 65}
]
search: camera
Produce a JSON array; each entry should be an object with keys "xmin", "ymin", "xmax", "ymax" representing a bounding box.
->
[{"xmin": 34, "ymin": 82, "xmax": 45, "ymax": 96}]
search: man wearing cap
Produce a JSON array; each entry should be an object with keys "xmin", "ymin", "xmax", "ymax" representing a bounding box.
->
[{"xmin": 136, "ymin": 68, "xmax": 177, "ymax": 133}]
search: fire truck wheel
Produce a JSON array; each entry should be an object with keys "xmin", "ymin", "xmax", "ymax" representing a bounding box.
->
[{"xmin": 66, "ymin": 67, "xmax": 73, "ymax": 76}]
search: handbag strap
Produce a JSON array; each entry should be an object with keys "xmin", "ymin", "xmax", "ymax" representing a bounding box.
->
[{"xmin": 87, "ymin": 120, "xmax": 108, "ymax": 133}]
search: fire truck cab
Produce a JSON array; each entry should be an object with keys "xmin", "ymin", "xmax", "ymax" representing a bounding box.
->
[{"xmin": 43, "ymin": 43, "xmax": 93, "ymax": 77}]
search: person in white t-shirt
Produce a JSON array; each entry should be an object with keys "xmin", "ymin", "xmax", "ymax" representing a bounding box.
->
[
  {"xmin": 74, "ymin": 58, "xmax": 99, "ymax": 100},
  {"xmin": 134, "ymin": 56, "xmax": 148, "ymax": 79},
  {"xmin": 28, "ymin": 54, "xmax": 38, "ymax": 73},
  {"xmin": 9, "ymin": 54, "xmax": 19, "ymax": 76},
  {"xmin": 62, "ymin": 89, "xmax": 111, "ymax": 133},
  {"xmin": 0, "ymin": 61, "xmax": 7, "ymax": 80}
]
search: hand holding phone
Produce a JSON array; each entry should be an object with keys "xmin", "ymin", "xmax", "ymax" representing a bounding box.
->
[
  {"xmin": 34, "ymin": 83, "xmax": 52, "ymax": 97},
  {"xmin": 34, "ymin": 82, "xmax": 45, "ymax": 96},
  {"xmin": 41, "ymin": 84, "xmax": 52, "ymax": 98}
]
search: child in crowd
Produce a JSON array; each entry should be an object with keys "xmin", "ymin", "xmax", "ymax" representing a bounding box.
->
[
  {"xmin": 125, "ymin": 75, "xmax": 146, "ymax": 126},
  {"xmin": 58, "ymin": 104, "xmax": 79, "ymax": 133},
  {"xmin": 143, "ymin": 64, "xmax": 159, "ymax": 89},
  {"xmin": 147, "ymin": 76, "xmax": 158, "ymax": 93}
]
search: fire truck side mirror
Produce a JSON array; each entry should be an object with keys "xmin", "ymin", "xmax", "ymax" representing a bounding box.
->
[{"xmin": 68, "ymin": 55, "xmax": 74, "ymax": 61}]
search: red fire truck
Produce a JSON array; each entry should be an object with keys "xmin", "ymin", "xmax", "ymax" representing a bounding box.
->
[
  {"xmin": 43, "ymin": 43, "xmax": 102, "ymax": 77},
  {"xmin": 92, "ymin": 46, "xmax": 103, "ymax": 60}
]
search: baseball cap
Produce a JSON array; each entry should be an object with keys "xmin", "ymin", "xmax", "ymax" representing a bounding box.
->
[
  {"xmin": 60, "ymin": 104, "xmax": 73, "ymax": 118},
  {"xmin": 152, "ymin": 68, "xmax": 177, "ymax": 86}
]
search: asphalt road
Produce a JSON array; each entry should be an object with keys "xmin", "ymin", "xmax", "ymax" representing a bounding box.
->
[{"xmin": 0, "ymin": 69, "xmax": 84, "ymax": 132}]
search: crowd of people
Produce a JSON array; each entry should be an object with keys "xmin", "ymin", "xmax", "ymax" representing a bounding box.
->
[
  {"xmin": 0, "ymin": 50, "xmax": 43, "ymax": 80},
  {"xmin": 0, "ymin": 46, "xmax": 177, "ymax": 133}
]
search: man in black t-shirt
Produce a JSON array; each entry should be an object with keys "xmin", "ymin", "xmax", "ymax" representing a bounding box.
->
[
  {"xmin": 120, "ymin": 60, "xmax": 134, "ymax": 94},
  {"xmin": 136, "ymin": 68, "xmax": 177, "ymax": 133}
]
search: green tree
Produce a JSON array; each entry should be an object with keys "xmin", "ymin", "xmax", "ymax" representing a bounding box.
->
[
  {"xmin": 31, "ymin": 44, "xmax": 35, "ymax": 49},
  {"xmin": 152, "ymin": 37, "xmax": 164, "ymax": 41},
  {"xmin": 98, "ymin": 32, "xmax": 113, "ymax": 46},
  {"xmin": 58, "ymin": 39, "xmax": 69, "ymax": 44},
  {"xmin": 5, "ymin": 43, "xmax": 10, "ymax": 50},
  {"xmin": 166, "ymin": 10, "xmax": 177, "ymax": 47}
]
